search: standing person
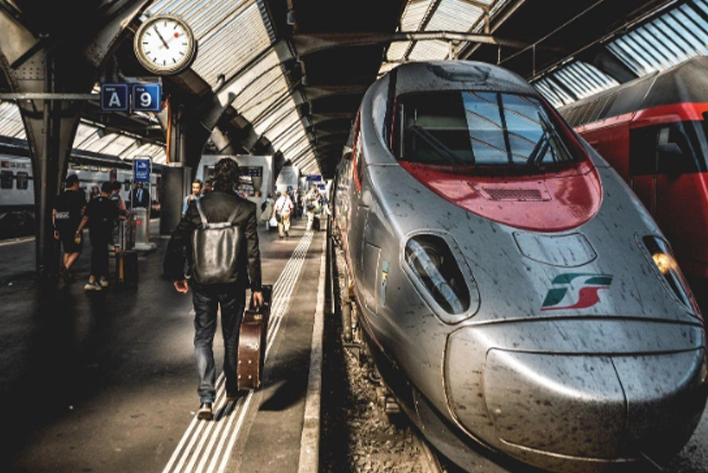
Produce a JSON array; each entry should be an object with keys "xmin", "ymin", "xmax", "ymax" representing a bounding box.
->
[
  {"xmin": 259, "ymin": 193, "xmax": 275, "ymax": 231},
  {"xmin": 52, "ymin": 174, "xmax": 87, "ymax": 280},
  {"xmin": 90, "ymin": 185, "xmax": 100, "ymax": 200},
  {"xmin": 76, "ymin": 181, "xmax": 118, "ymax": 291},
  {"xmin": 163, "ymin": 157, "xmax": 264, "ymax": 420},
  {"xmin": 202, "ymin": 178, "xmax": 213, "ymax": 196},
  {"xmin": 110, "ymin": 181, "xmax": 127, "ymax": 254},
  {"xmin": 131, "ymin": 182, "xmax": 150, "ymax": 208},
  {"xmin": 273, "ymin": 190, "xmax": 294, "ymax": 239},
  {"xmin": 182, "ymin": 179, "xmax": 202, "ymax": 218}
]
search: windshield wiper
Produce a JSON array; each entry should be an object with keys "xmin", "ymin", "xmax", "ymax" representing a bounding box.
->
[
  {"xmin": 409, "ymin": 125, "xmax": 467, "ymax": 167},
  {"xmin": 527, "ymin": 113, "xmax": 555, "ymax": 166}
]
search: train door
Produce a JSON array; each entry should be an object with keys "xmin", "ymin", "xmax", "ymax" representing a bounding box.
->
[
  {"xmin": 629, "ymin": 120, "xmax": 708, "ymax": 274},
  {"xmin": 628, "ymin": 124, "xmax": 659, "ymax": 216}
]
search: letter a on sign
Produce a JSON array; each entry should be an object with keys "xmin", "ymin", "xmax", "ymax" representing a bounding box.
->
[
  {"xmin": 100, "ymin": 83, "xmax": 129, "ymax": 112},
  {"xmin": 109, "ymin": 92, "xmax": 122, "ymax": 108}
]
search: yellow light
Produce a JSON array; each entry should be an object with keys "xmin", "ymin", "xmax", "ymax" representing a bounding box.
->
[{"xmin": 652, "ymin": 252, "xmax": 674, "ymax": 274}]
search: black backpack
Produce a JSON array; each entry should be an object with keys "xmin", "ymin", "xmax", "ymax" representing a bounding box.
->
[{"xmin": 191, "ymin": 199, "xmax": 242, "ymax": 285}]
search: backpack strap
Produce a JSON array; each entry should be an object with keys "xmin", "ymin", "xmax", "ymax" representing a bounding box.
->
[
  {"xmin": 195, "ymin": 198, "xmax": 210, "ymax": 228},
  {"xmin": 227, "ymin": 204, "xmax": 241, "ymax": 224},
  {"xmin": 195, "ymin": 198, "xmax": 241, "ymax": 229}
]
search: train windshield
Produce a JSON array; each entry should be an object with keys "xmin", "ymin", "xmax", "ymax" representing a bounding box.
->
[{"xmin": 394, "ymin": 91, "xmax": 576, "ymax": 169}]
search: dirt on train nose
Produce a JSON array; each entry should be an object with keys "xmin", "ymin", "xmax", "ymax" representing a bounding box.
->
[{"xmin": 445, "ymin": 322, "xmax": 708, "ymax": 471}]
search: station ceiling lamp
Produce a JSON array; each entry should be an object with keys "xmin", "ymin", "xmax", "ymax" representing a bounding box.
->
[{"xmin": 134, "ymin": 14, "xmax": 197, "ymax": 76}]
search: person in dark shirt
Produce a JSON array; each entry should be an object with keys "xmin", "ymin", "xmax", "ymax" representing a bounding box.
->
[
  {"xmin": 52, "ymin": 174, "xmax": 87, "ymax": 280},
  {"xmin": 76, "ymin": 181, "xmax": 118, "ymax": 291},
  {"xmin": 163, "ymin": 157, "xmax": 263, "ymax": 420},
  {"xmin": 131, "ymin": 182, "xmax": 150, "ymax": 209}
]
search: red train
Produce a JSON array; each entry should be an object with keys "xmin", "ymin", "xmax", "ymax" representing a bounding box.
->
[{"xmin": 558, "ymin": 55, "xmax": 708, "ymax": 278}]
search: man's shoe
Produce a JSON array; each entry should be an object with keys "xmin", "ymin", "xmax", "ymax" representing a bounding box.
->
[
  {"xmin": 197, "ymin": 402, "xmax": 213, "ymax": 420},
  {"xmin": 84, "ymin": 280, "xmax": 102, "ymax": 291},
  {"xmin": 226, "ymin": 390, "xmax": 241, "ymax": 402}
]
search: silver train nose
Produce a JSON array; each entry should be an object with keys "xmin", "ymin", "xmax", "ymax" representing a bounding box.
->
[{"xmin": 445, "ymin": 323, "xmax": 708, "ymax": 470}]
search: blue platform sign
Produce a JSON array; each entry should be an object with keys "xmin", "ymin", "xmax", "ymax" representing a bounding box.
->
[
  {"xmin": 100, "ymin": 83, "xmax": 129, "ymax": 112},
  {"xmin": 133, "ymin": 158, "xmax": 151, "ymax": 183},
  {"xmin": 132, "ymin": 83, "xmax": 162, "ymax": 112}
]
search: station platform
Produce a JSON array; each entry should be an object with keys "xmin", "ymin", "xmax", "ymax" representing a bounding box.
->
[{"xmin": 0, "ymin": 216, "xmax": 327, "ymax": 473}]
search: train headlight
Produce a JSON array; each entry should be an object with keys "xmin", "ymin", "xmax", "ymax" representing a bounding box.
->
[
  {"xmin": 642, "ymin": 235, "xmax": 700, "ymax": 315},
  {"xmin": 651, "ymin": 252, "xmax": 675, "ymax": 275},
  {"xmin": 404, "ymin": 234, "xmax": 478, "ymax": 322}
]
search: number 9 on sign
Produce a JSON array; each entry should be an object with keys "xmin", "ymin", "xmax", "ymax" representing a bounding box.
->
[{"xmin": 131, "ymin": 83, "xmax": 162, "ymax": 112}]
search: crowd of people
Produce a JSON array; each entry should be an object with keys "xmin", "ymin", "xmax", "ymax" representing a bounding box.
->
[
  {"xmin": 255, "ymin": 184, "xmax": 329, "ymax": 237},
  {"xmin": 52, "ymin": 176, "xmax": 153, "ymax": 291}
]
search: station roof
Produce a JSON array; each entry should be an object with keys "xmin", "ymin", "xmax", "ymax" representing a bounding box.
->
[{"xmin": 1, "ymin": 0, "xmax": 707, "ymax": 178}]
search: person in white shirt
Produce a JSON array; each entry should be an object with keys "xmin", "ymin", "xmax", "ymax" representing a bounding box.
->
[{"xmin": 273, "ymin": 190, "xmax": 294, "ymax": 239}]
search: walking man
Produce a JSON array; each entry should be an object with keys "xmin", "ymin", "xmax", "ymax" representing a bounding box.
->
[
  {"xmin": 182, "ymin": 179, "xmax": 202, "ymax": 218},
  {"xmin": 273, "ymin": 190, "xmax": 294, "ymax": 239},
  {"xmin": 164, "ymin": 158, "xmax": 264, "ymax": 420},
  {"xmin": 52, "ymin": 174, "xmax": 87, "ymax": 280},
  {"xmin": 76, "ymin": 181, "xmax": 118, "ymax": 291}
]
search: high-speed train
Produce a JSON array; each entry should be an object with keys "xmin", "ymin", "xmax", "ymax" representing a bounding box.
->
[
  {"xmin": 558, "ymin": 55, "xmax": 708, "ymax": 279},
  {"xmin": 331, "ymin": 60, "xmax": 708, "ymax": 473}
]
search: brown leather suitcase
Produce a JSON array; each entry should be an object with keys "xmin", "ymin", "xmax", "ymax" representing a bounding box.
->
[{"xmin": 237, "ymin": 285, "xmax": 272, "ymax": 390}]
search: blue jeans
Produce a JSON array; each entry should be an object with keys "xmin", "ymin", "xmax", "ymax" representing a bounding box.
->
[{"xmin": 192, "ymin": 283, "xmax": 246, "ymax": 403}]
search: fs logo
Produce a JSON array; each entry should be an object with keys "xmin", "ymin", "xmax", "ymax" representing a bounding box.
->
[{"xmin": 541, "ymin": 273, "xmax": 613, "ymax": 312}]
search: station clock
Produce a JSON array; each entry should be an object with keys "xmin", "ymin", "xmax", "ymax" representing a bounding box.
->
[{"xmin": 133, "ymin": 14, "xmax": 197, "ymax": 76}]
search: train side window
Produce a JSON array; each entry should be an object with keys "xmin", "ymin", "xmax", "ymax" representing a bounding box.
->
[
  {"xmin": 16, "ymin": 172, "xmax": 28, "ymax": 189},
  {"xmin": 0, "ymin": 170, "xmax": 13, "ymax": 189},
  {"xmin": 631, "ymin": 122, "xmax": 705, "ymax": 176},
  {"xmin": 629, "ymin": 127, "xmax": 659, "ymax": 175}
]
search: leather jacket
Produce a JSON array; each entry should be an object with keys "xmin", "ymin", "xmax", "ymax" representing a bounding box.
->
[{"xmin": 163, "ymin": 189, "xmax": 262, "ymax": 290}]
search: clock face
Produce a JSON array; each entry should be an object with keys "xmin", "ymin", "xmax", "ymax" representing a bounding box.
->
[{"xmin": 134, "ymin": 15, "xmax": 196, "ymax": 75}]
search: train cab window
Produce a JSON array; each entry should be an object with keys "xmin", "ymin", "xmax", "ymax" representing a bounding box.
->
[
  {"xmin": 1, "ymin": 170, "xmax": 13, "ymax": 189},
  {"xmin": 394, "ymin": 91, "xmax": 575, "ymax": 169},
  {"xmin": 16, "ymin": 172, "xmax": 28, "ymax": 189},
  {"xmin": 123, "ymin": 180, "xmax": 131, "ymax": 192}
]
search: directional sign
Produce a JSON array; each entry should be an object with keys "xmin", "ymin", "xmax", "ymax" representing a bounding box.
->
[
  {"xmin": 133, "ymin": 158, "xmax": 151, "ymax": 183},
  {"xmin": 100, "ymin": 83, "xmax": 129, "ymax": 112},
  {"xmin": 131, "ymin": 83, "xmax": 162, "ymax": 112}
]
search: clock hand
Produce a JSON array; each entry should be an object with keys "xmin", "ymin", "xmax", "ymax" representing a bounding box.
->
[{"xmin": 153, "ymin": 26, "xmax": 170, "ymax": 49}]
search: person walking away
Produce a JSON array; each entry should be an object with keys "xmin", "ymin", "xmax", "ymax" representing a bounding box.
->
[
  {"xmin": 304, "ymin": 184, "xmax": 321, "ymax": 231},
  {"xmin": 182, "ymin": 179, "xmax": 202, "ymax": 218},
  {"xmin": 273, "ymin": 190, "xmax": 294, "ymax": 239},
  {"xmin": 76, "ymin": 181, "xmax": 118, "ymax": 291},
  {"xmin": 163, "ymin": 157, "xmax": 264, "ymax": 421},
  {"xmin": 52, "ymin": 174, "xmax": 87, "ymax": 281},
  {"xmin": 109, "ymin": 181, "xmax": 127, "ymax": 254}
]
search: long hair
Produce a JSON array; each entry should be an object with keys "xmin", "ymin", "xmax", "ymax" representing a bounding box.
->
[{"xmin": 212, "ymin": 158, "xmax": 239, "ymax": 192}]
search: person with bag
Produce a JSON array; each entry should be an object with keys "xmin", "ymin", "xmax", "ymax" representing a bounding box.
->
[
  {"xmin": 273, "ymin": 190, "xmax": 294, "ymax": 239},
  {"xmin": 163, "ymin": 158, "xmax": 264, "ymax": 421},
  {"xmin": 304, "ymin": 184, "xmax": 321, "ymax": 231}
]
